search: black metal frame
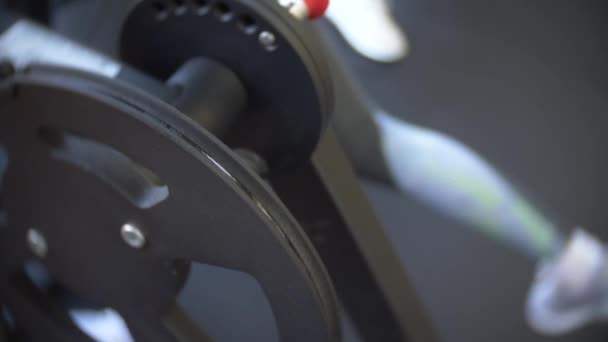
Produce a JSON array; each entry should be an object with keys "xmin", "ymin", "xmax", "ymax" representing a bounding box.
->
[
  {"xmin": 0, "ymin": 0, "xmax": 438, "ymax": 340},
  {"xmin": 272, "ymin": 130, "xmax": 437, "ymax": 342}
]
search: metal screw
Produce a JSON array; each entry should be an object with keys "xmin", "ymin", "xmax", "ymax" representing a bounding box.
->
[
  {"xmin": 27, "ymin": 229, "xmax": 48, "ymax": 258},
  {"xmin": 121, "ymin": 223, "xmax": 147, "ymax": 249},
  {"xmin": 258, "ymin": 31, "xmax": 277, "ymax": 50}
]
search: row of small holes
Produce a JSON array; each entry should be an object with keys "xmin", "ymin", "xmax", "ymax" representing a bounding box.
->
[{"xmin": 152, "ymin": 0, "xmax": 261, "ymax": 39}]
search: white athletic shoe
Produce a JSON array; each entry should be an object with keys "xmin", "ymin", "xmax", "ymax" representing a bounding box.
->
[{"xmin": 325, "ymin": 0, "xmax": 409, "ymax": 63}]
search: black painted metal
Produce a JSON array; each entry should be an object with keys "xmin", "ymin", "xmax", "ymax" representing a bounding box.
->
[
  {"xmin": 118, "ymin": 57, "xmax": 247, "ymax": 138},
  {"xmin": 120, "ymin": 0, "xmax": 333, "ymax": 169},
  {"xmin": 2, "ymin": 272, "xmax": 96, "ymax": 342},
  {"xmin": 271, "ymin": 130, "xmax": 438, "ymax": 342},
  {"xmin": 167, "ymin": 58, "xmax": 247, "ymax": 138},
  {"xmin": 0, "ymin": 66, "xmax": 339, "ymax": 341},
  {"xmin": 271, "ymin": 158, "xmax": 405, "ymax": 341}
]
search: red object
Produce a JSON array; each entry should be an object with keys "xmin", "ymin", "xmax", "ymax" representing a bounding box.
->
[{"xmin": 304, "ymin": 0, "xmax": 330, "ymax": 19}]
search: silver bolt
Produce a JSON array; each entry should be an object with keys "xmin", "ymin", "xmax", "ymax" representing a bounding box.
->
[
  {"xmin": 121, "ymin": 223, "xmax": 147, "ymax": 249},
  {"xmin": 27, "ymin": 228, "xmax": 48, "ymax": 258},
  {"xmin": 258, "ymin": 31, "xmax": 277, "ymax": 50}
]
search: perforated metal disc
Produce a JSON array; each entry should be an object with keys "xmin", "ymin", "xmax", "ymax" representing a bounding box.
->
[
  {"xmin": 121, "ymin": 0, "xmax": 334, "ymax": 169},
  {"xmin": 0, "ymin": 66, "xmax": 339, "ymax": 341}
]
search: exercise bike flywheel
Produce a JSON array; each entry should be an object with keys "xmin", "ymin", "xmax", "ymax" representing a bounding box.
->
[{"xmin": 0, "ymin": 0, "xmax": 339, "ymax": 339}]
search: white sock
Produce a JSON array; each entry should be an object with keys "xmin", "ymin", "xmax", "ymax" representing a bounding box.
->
[{"xmin": 325, "ymin": 0, "xmax": 409, "ymax": 63}]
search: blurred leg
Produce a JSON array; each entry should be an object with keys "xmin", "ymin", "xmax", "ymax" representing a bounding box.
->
[{"xmin": 326, "ymin": 0, "xmax": 409, "ymax": 63}]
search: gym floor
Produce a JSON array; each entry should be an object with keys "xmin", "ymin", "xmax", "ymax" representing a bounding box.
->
[{"xmin": 323, "ymin": 0, "xmax": 608, "ymax": 341}]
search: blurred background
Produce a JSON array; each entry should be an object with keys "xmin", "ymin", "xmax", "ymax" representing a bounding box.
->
[{"xmin": 323, "ymin": 0, "xmax": 608, "ymax": 341}]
